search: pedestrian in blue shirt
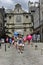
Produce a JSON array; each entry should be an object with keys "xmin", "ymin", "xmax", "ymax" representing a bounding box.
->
[{"xmin": 8, "ymin": 37, "xmax": 12, "ymax": 48}]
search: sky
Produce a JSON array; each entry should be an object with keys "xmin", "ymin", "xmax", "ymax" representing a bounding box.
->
[{"xmin": 0, "ymin": 0, "xmax": 39, "ymax": 11}]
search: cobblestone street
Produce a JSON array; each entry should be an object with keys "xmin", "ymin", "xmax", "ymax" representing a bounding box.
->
[{"xmin": 0, "ymin": 43, "xmax": 43, "ymax": 65}]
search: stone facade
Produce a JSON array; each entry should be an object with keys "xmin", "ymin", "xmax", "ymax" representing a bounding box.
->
[
  {"xmin": 40, "ymin": 0, "xmax": 43, "ymax": 22},
  {"xmin": 28, "ymin": 1, "xmax": 39, "ymax": 29},
  {"xmin": 39, "ymin": 0, "xmax": 43, "ymax": 42},
  {"xmin": 0, "ymin": 7, "xmax": 5, "ymax": 37},
  {"xmin": 5, "ymin": 4, "xmax": 33, "ymax": 37},
  {"xmin": 33, "ymin": 8, "xmax": 39, "ymax": 29},
  {"xmin": 28, "ymin": 1, "xmax": 43, "ymax": 42}
]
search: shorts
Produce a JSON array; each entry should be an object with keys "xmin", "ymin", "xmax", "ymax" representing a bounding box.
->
[{"xmin": 18, "ymin": 43, "xmax": 22, "ymax": 46}]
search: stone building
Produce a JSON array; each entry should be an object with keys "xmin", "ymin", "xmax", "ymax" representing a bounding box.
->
[
  {"xmin": 39, "ymin": 0, "xmax": 43, "ymax": 42},
  {"xmin": 28, "ymin": 0, "xmax": 43, "ymax": 42},
  {"xmin": 5, "ymin": 3, "xmax": 33, "ymax": 37},
  {"xmin": 0, "ymin": 7, "xmax": 5, "ymax": 37},
  {"xmin": 28, "ymin": 1, "xmax": 40, "ymax": 42}
]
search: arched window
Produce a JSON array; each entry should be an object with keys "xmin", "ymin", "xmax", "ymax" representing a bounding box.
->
[{"xmin": 16, "ymin": 15, "xmax": 21, "ymax": 22}]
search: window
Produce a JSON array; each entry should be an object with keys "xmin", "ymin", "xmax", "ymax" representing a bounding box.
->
[
  {"xmin": 26, "ymin": 15, "xmax": 28, "ymax": 18},
  {"xmin": 18, "ymin": 8, "xmax": 19, "ymax": 12},
  {"xmin": 16, "ymin": 15, "xmax": 21, "ymax": 22},
  {"xmin": 24, "ymin": 27, "xmax": 26, "ymax": 31},
  {"xmin": 5, "ymin": 14, "xmax": 7, "ymax": 18},
  {"xmin": 9, "ymin": 16, "xmax": 11, "ymax": 19}
]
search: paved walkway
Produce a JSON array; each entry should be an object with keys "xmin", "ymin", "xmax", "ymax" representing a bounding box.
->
[{"xmin": 0, "ymin": 43, "xmax": 43, "ymax": 65}]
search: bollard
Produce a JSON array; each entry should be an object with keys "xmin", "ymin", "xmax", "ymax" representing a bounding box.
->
[
  {"xmin": 41, "ymin": 48, "xmax": 43, "ymax": 55},
  {"xmin": 35, "ymin": 45, "xmax": 38, "ymax": 50},
  {"xmin": 0, "ymin": 43, "xmax": 1, "ymax": 49},
  {"xmin": 5, "ymin": 43, "xmax": 6, "ymax": 51}
]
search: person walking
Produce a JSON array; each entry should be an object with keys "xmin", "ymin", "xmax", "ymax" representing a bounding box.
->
[
  {"xmin": 8, "ymin": 37, "xmax": 12, "ymax": 48},
  {"xmin": 6, "ymin": 37, "xmax": 8, "ymax": 43},
  {"xmin": 12, "ymin": 37, "xmax": 14, "ymax": 45},
  {"xmin": 14, "ymin": 37, "xmax": 17, "ymax": 49},
  {"xmin": 18, "ymin": 35, "xmax": 23, "ymax": 54}
]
